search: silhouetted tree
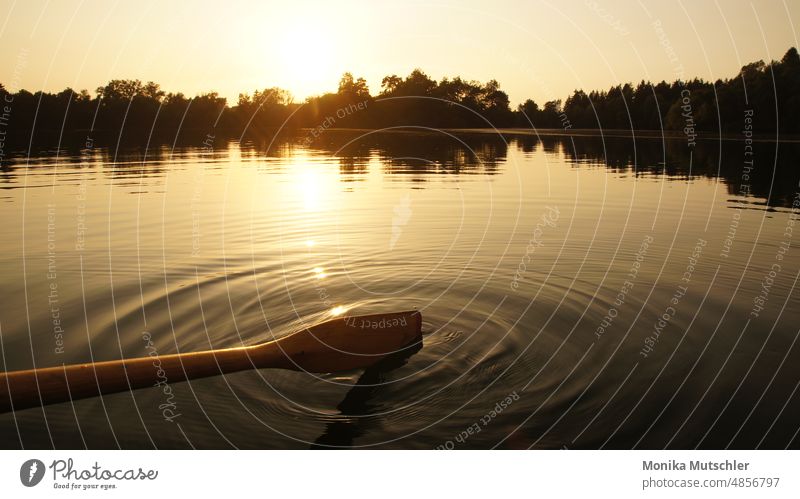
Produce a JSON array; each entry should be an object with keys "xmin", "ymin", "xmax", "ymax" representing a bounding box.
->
[{"xmin": 337, "ymin": 73, "xmax": 370, "ymax": 99}]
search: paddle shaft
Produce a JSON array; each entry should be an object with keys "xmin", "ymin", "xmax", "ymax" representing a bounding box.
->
[{"xmin": 0, "ymin": 344, "xmax": 287, "ymax": 413}]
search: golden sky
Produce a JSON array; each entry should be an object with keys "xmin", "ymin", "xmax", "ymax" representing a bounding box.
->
[{"xmin": 1, "ymin": 0, "xmax": 798, "ymax": 105}]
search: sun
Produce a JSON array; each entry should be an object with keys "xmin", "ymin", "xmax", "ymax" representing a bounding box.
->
[{"xmin": 276, "ymin": 19, "xmax": 339, "ymax": 97}]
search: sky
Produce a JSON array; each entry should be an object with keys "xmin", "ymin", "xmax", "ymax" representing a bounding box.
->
[{"xmin": 1, "ymin": 0, "xmax": 798, "ymax": 106}]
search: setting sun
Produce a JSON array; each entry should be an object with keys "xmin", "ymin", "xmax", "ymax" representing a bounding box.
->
[{"xmin": 275, "ymin": 18, "xmax": 340, "ymax": 97}]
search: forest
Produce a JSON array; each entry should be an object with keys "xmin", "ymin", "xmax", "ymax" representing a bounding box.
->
[{"xmin": 1, "ymin": 47, "xmax": 798, "ymax": 143}]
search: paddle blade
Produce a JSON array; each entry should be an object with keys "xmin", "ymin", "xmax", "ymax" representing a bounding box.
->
[{"xmin": 263, "ymin": 310, "xmax": 422, "ymax": 373}]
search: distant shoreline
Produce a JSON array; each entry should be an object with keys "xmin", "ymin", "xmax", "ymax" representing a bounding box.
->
[
  {"xmin": 3, "ymin": 127, "xmax": 798, "ymax": 155},
  {"xmin": 303, "ymin": 127, "xmax": 800, "ymax": 143},
  {"xmin": 453, "ymin": 127, "xmax": 800, "ymax": 142}
]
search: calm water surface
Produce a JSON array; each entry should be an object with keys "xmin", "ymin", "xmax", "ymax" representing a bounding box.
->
[{"xmin": 1, "ymin": 130, "xmax": 799, "ymax": 449}]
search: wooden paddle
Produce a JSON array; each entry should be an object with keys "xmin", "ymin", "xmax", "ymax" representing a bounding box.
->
[{"xmin": 0, "ymin": 310, "xmax": 422, "ymax": 413}]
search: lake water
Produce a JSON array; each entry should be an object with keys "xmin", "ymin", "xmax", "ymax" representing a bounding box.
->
[{"xmin": 1, "ymin": 129, "xmax": 799, "ymax": 449}]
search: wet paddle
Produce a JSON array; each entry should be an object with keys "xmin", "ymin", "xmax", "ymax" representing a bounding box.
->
[{"xmin": 0, "ymin": 310, "xmax": 422, "ymax": 413}]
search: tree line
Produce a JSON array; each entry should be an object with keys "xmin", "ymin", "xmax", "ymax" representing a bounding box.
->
[{"xmin": 1, "ymin": 47, "xmax": 798, "ymax": 143}]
